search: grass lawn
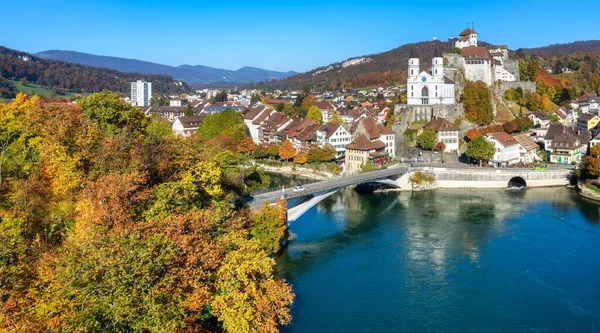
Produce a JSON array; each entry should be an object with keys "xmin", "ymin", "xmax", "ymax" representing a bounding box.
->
[
  {"xmin": 495, "ymin": 99, "xmax": 515, "ymax": 123},
  {"xmin": 10, "ymin": 80, "xmax": 85, "ymax": 99},
  {"xmin": 585, "ymin": 182, "xmax": 600, "ymax": 193}
]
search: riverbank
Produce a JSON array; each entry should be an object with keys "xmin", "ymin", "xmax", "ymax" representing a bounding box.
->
[{"xmin": 577, "ymin": 182, "xmax": 600, "ymax": 202}]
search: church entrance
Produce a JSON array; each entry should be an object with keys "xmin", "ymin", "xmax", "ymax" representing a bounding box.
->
[{"xmin": 421, "ymin": 87, "xmax": 429, "ymax": 105}]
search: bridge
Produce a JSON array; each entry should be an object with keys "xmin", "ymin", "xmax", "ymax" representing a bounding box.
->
[
  {"xmin": 247, "ymin": 164, "xmax": 574, "ymax": 223},
  {"xmin": 248, "ymin": 166, "xmax": 409, "ymax": 222}
]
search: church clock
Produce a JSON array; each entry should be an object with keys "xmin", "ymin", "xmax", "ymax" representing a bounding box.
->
[{"xmin": 421, "ymin": 77, "xmax": 427, "ymax": 82}]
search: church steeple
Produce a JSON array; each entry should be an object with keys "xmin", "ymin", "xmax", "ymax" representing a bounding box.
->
[{"xmin": 408, "ymin": 45, "xmax": 420, "ymax": 78}]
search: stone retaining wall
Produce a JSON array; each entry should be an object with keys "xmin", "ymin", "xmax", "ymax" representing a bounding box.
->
[{"xmin": 577, "ymin": 183, "xmax": 600, "ymax": 202}]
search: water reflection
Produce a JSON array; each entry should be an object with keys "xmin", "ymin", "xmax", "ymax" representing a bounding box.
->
[{"xmin": 280, "ymin": 187, "xmax": 600, "ymax": 332}]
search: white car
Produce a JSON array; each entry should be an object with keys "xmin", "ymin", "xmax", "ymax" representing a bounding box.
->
[{"xmin": 293, "ymin": 185, "xmax": 305, "ymax": 192}]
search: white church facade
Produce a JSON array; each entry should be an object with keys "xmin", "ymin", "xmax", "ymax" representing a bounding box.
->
[{"xmin": 407, "ymin": 46, "xmax": 455, "ymax": 106}]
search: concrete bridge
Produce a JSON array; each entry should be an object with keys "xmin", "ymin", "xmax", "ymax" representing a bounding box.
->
[
  {"xmin": 248, "ymin": 164, "xmax": 574, "ymax": 223},
  {"xmin": 249, "ymin": 166, "xmax": 409, "ymax": 222}
]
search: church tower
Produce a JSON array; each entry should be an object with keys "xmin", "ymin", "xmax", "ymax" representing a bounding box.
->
[
  {"xmin": 408, "ymin": 45, "xmax": 419, "ymax": 78},
  {"xmin": 432, "ymin": 46, "xmax": 444, "ymax": 79}
]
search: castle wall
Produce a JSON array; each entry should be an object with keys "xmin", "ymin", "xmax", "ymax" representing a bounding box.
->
[
  {"xmin": 495, "ymin": 81, "xmax": 537, "ymax": 97},
  {"xmin": 503, "ymin": 59, "xmax": 520, "ymax": 81},
  {"xmin": 394, "ymin": 103, "xmax": 463, "ymax": 124}
]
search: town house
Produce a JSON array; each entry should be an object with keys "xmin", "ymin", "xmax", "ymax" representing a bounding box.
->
[{"xmin": 486, "ymin": 132, "xmax": 520, "ymax": 167}]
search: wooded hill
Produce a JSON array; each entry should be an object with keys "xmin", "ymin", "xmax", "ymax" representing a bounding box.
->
[
  {"xmin": 0, "ymin": 46, "xmax": 192, "ymax": 98},
  {"xmin": 250, "ymin": 39, "xmax": 600, "ymax": 90}
]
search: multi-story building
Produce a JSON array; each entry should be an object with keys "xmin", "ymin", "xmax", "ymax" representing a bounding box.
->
[
  {"xmin": 423, "ymin": 117, "xmax": 460, "ymax": 152},
  {"xmin": 455, "ymin": 27, "xmax": 478, "ymax": 49},
  {"xmin": 345, "ymin": 135, "xmax": 388, "ymax": 174},
  {"xmin": 486, "ymin": 132, "xmax": 520, "ymax": 167},
  {"xmin": 172, "ymin": 114, "xmax": 206, "ymax": 136},
  {"xmin": 351, "ymin": 117, "xmax": 397, "ymax": 157},
  {"xmin": 316, "ymin": 123, "xmax": 352, "ymax": 158},
  {"xmin": 131, "ymin": 80, "xmax": 152, "ymax": 106},
  {"xmin": 549, "ymin": 131, "xmax": 582, "ymax": 164},
  {"xmin": 513, "ymin": 134, "xmax": 539, "ymax": 164}
]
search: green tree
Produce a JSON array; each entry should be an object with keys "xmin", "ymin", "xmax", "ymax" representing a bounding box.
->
[
  {"xmin": 466, "ymin": 136, "xmax": 495, "ymax": 165},
  {"xmin": 416, "ymin": 128, "xmax": 437, "ymax": 150},
  {"xmin": 251, "ymin": 93, "xmax": 261, "ymax": 104},
  {"xmin": 306, "ymin": 105, "xmax": 322, "ymax": 124},
  {"xmin": 463, "ymin": 81, "xmax": 493, "ymax": 125},
  {"xmin": 184, "ymin": 103, "xmax": 193, "ymax": 116},
  {"xmin": 282, "ymin": 104, "xmax": 295, "ymax": 118},
  {"xmin": 79, "ymin": 90, "xmax": 146, "ymax": 135},
  {"xmin": 196, "ymin": 108, "xmax": 247, "ymax": 143}
]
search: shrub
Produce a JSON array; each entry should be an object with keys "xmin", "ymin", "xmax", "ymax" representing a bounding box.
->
[{"xmin": 409, "ymin": 171, "xmax": 435, "ymax": 184}]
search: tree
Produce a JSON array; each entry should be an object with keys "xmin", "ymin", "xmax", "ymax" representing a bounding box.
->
[
  {"xmin": 267, "ymin": 144, "xmax": 280, "ymax": 158},
  {"xmin": 301, "ymin": 95, "xmax": 316, "ymax": 110},
  {"xmin": 463, "ymin": 81, "xmax": 493, "ymax": 125},
  {"xmin": 384, "ymin": 109, "xmax": 395, "ymax": 128},
  {"xmin": 79, "ymin": 91, "xmax": 146, "ymax": 135},
  {"xmin": 237, "ymin": 137, "xmax": 257, "ymax": 155},
  {"xmin": 197, "ymin": 108, "xmax": 247, "ymax": 143},
  {"xmin": 294, "ymin": 152, "xmax": 307, "ymax": 164},
  {"xmin": 279, "ymin": 140, "xmax": 296, "ymax": 161},
  {"xmin": 592, "ymin": 144, "xmax": 600, "ymax": 158},
  {"xmin": 466, "ymin": 136, "xmax": 495, "ymax": 165},
  {"xmin": 184, "ymin": 103, "xmax": 193, "ymax": 116},
  {"xmin": 306, "ymin": 105, "xmax": 322, "ymax": 124},
  {"xmin": 435, "ymin": 141, "xmax": 446, "ymax": 153},
  {"xmin": 251, "ymin": 93, "xmax": 261, "ymax": 104},
  {"xmin": 416, "ymin": 128, "xmax": 437, "ymax": 150},
  {"xmin": 307, "ymin": 145, "xmax": 335, "ymax": 163},
  {"xmin": 282, "ymin": 104, "xmax": 295, "ymax": 118},
  {"xmin": 212, "ymin": 90, "xmax": 228, "ymax": 103},
  {"xmin": 328, "ymin": 112, "xmax": 344, "ymax": 125}
]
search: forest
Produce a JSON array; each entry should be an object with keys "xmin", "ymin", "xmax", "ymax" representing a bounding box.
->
[
  {"xmin": 0, "ymin": 92, "xmax": 293, "ymax": 332},
  {"xmin": 0, "ymin": 47, "xmax": 191, "ymax": 97}
]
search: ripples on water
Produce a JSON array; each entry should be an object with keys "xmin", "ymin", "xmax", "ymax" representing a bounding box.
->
[{"xmin": 278, "ymin": 188, "xmax": 600, "ymax": 333}]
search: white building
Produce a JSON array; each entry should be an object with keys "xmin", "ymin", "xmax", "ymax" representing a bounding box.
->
[
  {"xmin": 169, "ymin": 98, "xmax": 188, "ymax": 107},
  {"xmin": 242, "ymin": 105, "xmax": 272, "ymax": 143},
  {"xmin": 172, "ymin": 115, "xmax": 205, "ymax": 137},
  {"xmin": 131, "ymin": 80, "xmax": 152, "ymax": 106},
  {"xmin": 486, "ymin": 132, "xmax": 520, "ymax": 167},
  {"xmin": 455, "ymin": 27, "xmax": 478, "ymax": 49},
  {"xmin": 407, "ymin": 46, "xmax": 455, "ymax": 106},
  {"xmin": 424, "ymin": 117, "xmax": 460, "ymax": 152},
  {"xmin": 513, "ymin": 134, "xmax": 539, "ymax": 164},
  {"xmin": 316, "ymin": 123, "xmax": 352, "ymax": 158}
]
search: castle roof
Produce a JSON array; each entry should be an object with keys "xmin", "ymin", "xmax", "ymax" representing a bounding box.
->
[
  {"xmin": 461, "ymin": 46, "xmax": 489, "ymax": 59},
  {"xmin": 459, "ymin": 27, "xmax": 473, "ymax": 36},
  {"xmin": 410, "ymin": 45, "xmax": 418, "ymax": 59}
]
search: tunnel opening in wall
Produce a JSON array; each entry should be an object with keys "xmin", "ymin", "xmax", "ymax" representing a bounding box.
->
[{"xmin": 508, "ymin": 176, "xmax": 527, "ymax": 188}]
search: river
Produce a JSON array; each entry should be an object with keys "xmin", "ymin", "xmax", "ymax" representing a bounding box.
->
[{"xmin": 276, "ymin": 187, "xmax": 600, "ymax": 332}]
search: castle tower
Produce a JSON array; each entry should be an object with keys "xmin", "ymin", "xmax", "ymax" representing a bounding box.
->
[
  {"xmin": 408, "ymin": 45, "xmax": 420, "ymax": 78},
  {"xmin": 469, "ymin": 24, "xmax": 478, "ymax": 47}
]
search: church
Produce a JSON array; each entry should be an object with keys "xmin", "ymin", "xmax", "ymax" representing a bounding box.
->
[{"xmin": 407, "ymin": 46, "xmax": 455, "ymax": 106}]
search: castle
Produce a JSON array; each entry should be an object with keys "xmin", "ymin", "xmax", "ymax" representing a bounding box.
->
[{"xmin": 452, "ymin": 26, "xmax": 518, "ymax": 85}]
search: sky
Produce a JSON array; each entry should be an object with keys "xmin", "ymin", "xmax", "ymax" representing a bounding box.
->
[{"xmin": 1, "ymin": 0, "xmax": 599, "ymax": 73}]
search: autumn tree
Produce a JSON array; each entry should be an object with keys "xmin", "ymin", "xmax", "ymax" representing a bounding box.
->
[
  {"xmin": 279, "ymin": 140, "xmax": 296, "ymax": 161},
  {"xmin": 384, "ymin": 109, "xmax": 395, "ymax": 128},
  {"xmin": 435, "ymin": 141, "xmax": 446, "ymax": 153},
  {"xmin": 466, "ymin": 136, "xmax": 495, "ymax": 165},
  {"xmin": 294, "ymin": 152, "xmax": 307, "ymax": 164},
  {"xmin": 463, "ymin": 81, "xmax": 493, "ymax": 125},
  {"xmin": 237, "ymin": 137, "xmax": 257, "ymax": 155},
  {"xmin": 328, "ymin": 112, "xmax": 344, "ymax": 125},
  {"xmin": 306, "ymin": 105, "xmax": 323, "ymax": 124},
  {"xmin": 592, "ymin": 144, "xmax": 600, "ymax": 158},
  {"xmin": 282, "ymin": 104, "xmax": 295, "ymax": 118},
  {"xmin": 267, "ymin": 143, "xmax": 280, "ymax": 158},
  {"xmin": 416, "ymin": 128, "xmax": 437, "ymax": 150}
]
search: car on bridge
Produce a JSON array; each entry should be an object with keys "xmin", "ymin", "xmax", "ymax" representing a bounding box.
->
[{"xmin": 293, "ymin": 185, "xmax": 305, "ymax": 192}]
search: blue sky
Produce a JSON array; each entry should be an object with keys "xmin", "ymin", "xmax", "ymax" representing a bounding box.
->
[{"xmin": 1, "ymin": 0, "xmax": 598, "ymax": 72}]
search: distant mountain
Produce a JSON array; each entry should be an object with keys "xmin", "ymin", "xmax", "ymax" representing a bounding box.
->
[
  {"xmin": 0, "ymin": 46, "xmax": 191, "ymax": 95},
  {"xmin": 35, "ymin": 50, "xmax": 298, "ymax": 85}
]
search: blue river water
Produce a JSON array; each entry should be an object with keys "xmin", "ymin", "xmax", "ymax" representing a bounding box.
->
[{"xmin": 276, "ymin": 187, "xmax": 600, "ymax": 332}]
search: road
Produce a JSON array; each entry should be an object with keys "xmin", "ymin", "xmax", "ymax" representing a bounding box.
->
[{"xmin": 250, "ymin": 165, "xmax": 408, "ymax": 208}]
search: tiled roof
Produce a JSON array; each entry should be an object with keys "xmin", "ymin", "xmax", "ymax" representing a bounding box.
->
[
  {"xmin": 551, "ymin": 132, "xmax": 579, "ymax": 149},
  {"xmin": 346, "ymin": 134, "xmax": 385, "ymax": 151},
  {"xmin": 489, "ymin": 132, "xmax": 518, "ymax": 147},
  {"xmin": 459, "ymin": 27, "xmax": 473, "ymax": 36},
  {"xmin": 578, "ymin": 113, "xmax": 597, "ymax": 122},
  {"xmin": 317, "ymin": 123, "xmax": 342, "ymax": 139},
  {"xmin": 252, "ymin": 109, "xmax": 272, "ymax": 125},
  {"xmin": 425, "ymin": 117, "xmax": 457, "ymax": 132},
  {"xmin": 461, "ymin": 46, "xmax": 489, "ymax": 59},
  {"xmin": 513, "ymin": 134, "xmax": 538, "ymax": 151},
  {"xmin": 544, "ymin": 124, "xmax": 576, "ymax": 140}
]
